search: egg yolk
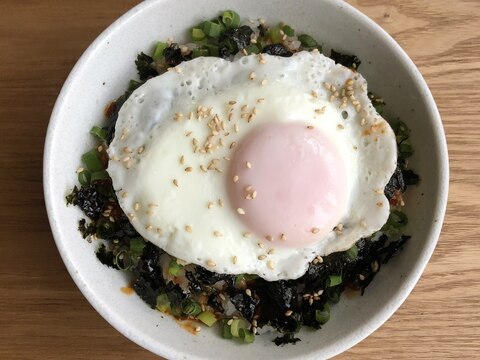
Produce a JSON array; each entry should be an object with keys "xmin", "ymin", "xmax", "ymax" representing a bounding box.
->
[{"xmin": 228, "ymin": 122, "xmax": 348, "ymax": 247}]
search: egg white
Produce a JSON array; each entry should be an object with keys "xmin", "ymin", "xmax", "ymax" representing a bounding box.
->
[{"xmin": 107, "ymin": 51, "xmax": 397, "ymax": 280}]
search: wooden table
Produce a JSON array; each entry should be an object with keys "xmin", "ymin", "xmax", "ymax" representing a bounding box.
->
[{"xmin": 1, "ymin": 0, "xmax": 479, "ymax": 358}]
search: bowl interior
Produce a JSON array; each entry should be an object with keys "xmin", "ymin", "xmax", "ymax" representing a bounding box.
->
[{"xmin": 44, "ymin": 0, "xmax": 448, "ymax": 358}]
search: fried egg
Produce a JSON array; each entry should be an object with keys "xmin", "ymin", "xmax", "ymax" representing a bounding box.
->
[{"xmin": 107, "ymin": 51, "xmax": 397, "ymax": 281}]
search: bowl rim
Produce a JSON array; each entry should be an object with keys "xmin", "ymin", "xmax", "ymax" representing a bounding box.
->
[{"xmin": 43, "ymin": 0, "xmax": 449, "ymax": 358}]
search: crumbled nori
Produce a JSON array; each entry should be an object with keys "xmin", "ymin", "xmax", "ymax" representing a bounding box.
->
[
  {"xmin": 274, "ymin": 333, "xmax": 301, "ymax": 346},
  {"xmin": 222, "ymin": 25, "xmax": 253, "ymax": 51},
  {"xmin": 78, "ymin": 218, "xmax": 95, "ymax": 239},
  {"xmin": 385, "ymin": 167, "xmax": 406, "ymax": 200},
  {"xmin": 71, "ymin": 185, "xmax": 104, "ymax": 220},
  {"xmin": 330, "ymin": 49, "xmax": 361, "ymax": 70},
  {"xmin": 402, "ymin": 169, "xmax": 420, "ymax": 186},
  {"xmin": 262, "ymin": 44, "xmax": 293, "ymax": 57},
  {"xmin": 96, "ymin": 244, "xmax": 118, "ymax": 269},
  {"xmin": 229, "ymin": 291, "xmax": 258, "ymax": 321},
  {"xmin": 185, "ymin": 270, "xmax": 203, "ymax": 294},
  {"xmin": 163, "ymin": 43, "xmax": 191, "ymax": 67},
  {"xmin": 135, "ymin": 52, "xmax": 158, "ymax": 81}
]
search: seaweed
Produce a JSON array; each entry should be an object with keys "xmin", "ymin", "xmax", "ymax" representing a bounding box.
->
[
  {"xmin": 330, "ymin": 49, "xmax": 361, "ymax": 70},
  {"xmin": 95, "ymin": 243, "xmax": 118, "ymax": 269},
  {"xmin": 135, "ymin": 52, "xmax": 158, "ymax": 81},
  {"xmin": 385, "ymin": 167, "xmax": 406, "ymax": 201},
  {"xmin": 273, "ymin": 333, "xmax": 301, "ymax": 346},
  {"xmin": 262, "ymin": 44, "xmax": 293, "ymax": 57},
  {"xmin": 70, "ymin": 185, "xmax": 104, "ymax": 220},
  {"xmin": 163, "ymin": 43, "xmax": 191, "ymax": 67},
  {"xmin": 229, "ymin": 291, "xmax": 258, "ymax": 321},
  {"xmin": 402, "ymin": 169, "xmax": 420, "ymax": 186},
  {"xmin": 222, "ymin": 25, "xmax": 253, "ymax": 50}
]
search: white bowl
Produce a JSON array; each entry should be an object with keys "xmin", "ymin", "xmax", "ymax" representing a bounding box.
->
[{"xmin": 43, "ymin": 0, "xmax": 449, "ymax": 358}]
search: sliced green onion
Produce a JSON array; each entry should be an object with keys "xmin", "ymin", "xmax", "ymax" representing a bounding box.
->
[
  {"xmin": 152, "ymin": 41, "xmax": 168, "ymax": 61},
  {"xmin": 238, "ymin": 328, "xmax": 255, "ymax": 343},
  {"xmin": 156, "ymin": 293, "xmax": 171, "ymax": 312},
  {"xmin": 395, "ymin": 121, "xmax": 411, "ymax": 143},
  {"xmin": 81, "ymin": 149, "xmax": 104, "ymax": 172},
  {"xmin": 129, "ymin": 237, "xmax": 146, "ymax": 256},
  {"xmin": 269, "ymin": 27, "xmax": 283, "ymax": 43},
  {"xmin": 192, "ymin": 47, "xmax": 209, "ymax": 58},
  {"xmin": 168, "ymin": 258, "xmax": 183, "ymax": 276},
  {"xmin": 89, "ymin": 126, "xmax": 106, "ymax": 141},
  {"xmin": 77, "ymin": 170, "xmax": 91, "ymax": 186},
  {"xmin": 346, "ymin": 245, "xmax": 358, "ymax": 260},
  {"xmin": 222, "ymin": 10, "xmax": 240, "ymax": 28},
  {"xmin": 202, "ymin": 21, "xmax": 223, "ymax": 38},
  {"xmin": 197, "ymin": 311, "xmax": 217, "ymax": 326},
  {"xmin": 115, "ymin": 250, "xmax": 132, "ymax": 271},
  {"xmin": 399, "ymin": 141, "xmax": 414, "ymax": 158},
  {"xmin": 90, "ymin": 170, "xmax": 110, "ymax": 183},
  {"xmin": 326, "ymin": 287, "xmax": 341, "ymax": 303},
  {"xmin": 230, "ymin": 319, "xmax": 250, "ymax": 337},
  {"xmin": 298, "ymin": 34, "xmax": 318, "ymax": 47},
  {"xmin": 191, "ymin": 28, "xmax": 206, "ymax": 42},
  {"xmin": 205, "ymin": 43, "xmax": 220, "ymax": 57},
  {"xmin": 327, "ymin": 275, "xmax": 342, "ymax": 287},
  {"xmin": 282, "ymin": 24, "xmax": 295, "ymax": 36},
  {"xmin": 222, "ymin": 319, "xmax": 233, "ymax": 339},
  {"xmin": 315, "ymin": 303, "xmax": 330, "ymax": 324},
  {"xmin": 182, "ymin": 298, "xmax": 201, "ymax": 316},
  {"xmin": 245, "ymin": 44, "xmax": 260, "ymax": 54},
  {"xmin": 128, "ymin": 79, "xmax": 142, "ymax": 92}
]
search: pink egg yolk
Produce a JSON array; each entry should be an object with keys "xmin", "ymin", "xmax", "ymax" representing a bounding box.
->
[{"xmin": 228, "ymin": 122, "xmax": 348, "ymax": 248}]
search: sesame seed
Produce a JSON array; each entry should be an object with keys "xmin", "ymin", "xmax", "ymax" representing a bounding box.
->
[
  {"xmin": 361, "ymin": 118, "xmax": 367, "ymax": 126},
  {"xmin": 375, "ymin": 188, "xmax": 384, "ymax": 195},
  {"xmin": 251, "ymin": 191, "xmax": 257, "ymax": 199},
  {"xmin": 324, "ymin": 82, "xmax": 332, "ymax": 90},
  {"xmin": 307, "ymin": 125, "xmax": 314, "ymax": 130},
  {"xmin": 355, "ymin": 105, "xmax": 362, "ymax": 112},
  {"xmin": 360, "ymin": 220, "xmax": 367, "ymax": 228},
  {"xmin": 268, "ymin": 249, "xmax": 275, "ymax": 255},
  {"xmin": 218, "ymin": 199, "xmax": 224, "ymax": 207},
  {"xmin": 237, "ymin": 208, "xmax": 246, "ymax": 215},
  {"xmin": 257, "ymin": 98, "xmax": 265, "ymax": 103},
  {"xmin": 232, "ymin": 256, "xmax": 238, "ymax": 264},
  {"xmin": 311, "ymin": 227, "xmax": 320, "ymax": 234},
  {"xmin": 123, "ymin": 147, "xmax": 132, "ymax": 154},
  {"xmin": 260, "ymin": 79, "xmax": 268, "ymax": 86},
  {"xmin": 233, "ymin": 175, "xmax": 239, "ymax": 183},
  {"xmin": 376, "ymin": 202, "xmax": 384, "ymax": 207},
  {"xmin": 200, "ymin": 165, "xmax": 207, "ymax": 172},
  {"xmin": 228, "ymin": 100, "xmax": 237, "ymax": 105},
  {"xmin": 185, "ymin": 225, "xmax": 193, "ymax": 233},
  {"xmin": 174, "ymin": 67, "xmax": 182, "ymax": 73},
  {"xmin": 280, "ymin": 233, "xmax": 287, "ymax": 241},
  {"xmin": 121, "ymin": 192, "xmax": 128, "ymax": 198},
  {"xmin": 246, "ymin": 161, "xmax": 252, "ymax": 169},
  {"xmin": 315, "ymin": 106, "xmax": 326, "ymax": 114},
  {"xmin": 230, "ymin": 142, "xmax": 237, "ymax": 149},
  {"xmin": 267, "ymin": 260, "xmax": 275, "ymax": 270},
  {"xmin": 285, "ymin": 310, "xmax": 293, "ymax": 317},
  {"xmin": 219, "ymin": 293, "xmax": 226, "ymax": 301},
  {"xmin": 207, "ymin": 201, "xmax": 214, "ymax": 209},
  {"xmin": 371, "ymin": 260, "xmax": 379, "ymax": 272},
  {"xmin": 186, "ymin": 131, "xmax": 193, "ymax": 137},
  {"xmin": 195, "ymin": 326, "xmax": 201, "ymax": 332},
  {"xmin": 311, "ymin": 90, "xmax": 318, "ymax": 98},
  {"xmin": 227, "ymin": 319, "xmax": 233, "ymax": 326},
  {"xmin": 243, "ymin": 232, "xmax": 252, "ymax": 238},
  {"xmin": 309, "ymin": 298, "xmax": 314, "ymax": 306},
  {"xmin": 265, "ymin": 235, "xmax": 273, "ymax": 242},
  {"xmin": 180, "ymin": 155, "xmax": 185, "ymax": 164},
  {"xmin": 316, "ymin": 255, "xmax": 323, "ymax": 264},
  {"xmin": 145, "ymin": 225, "xmax": 153, "ymax": 231},
  {"xmin": 329, "ymin": 95, "xmax": 335, "ymax": 102},
  {"xmin": 249, "ymin": 71, "xmax": 256, "ymax": 80},
  {"xmin": 76, "ymin": 167, "xmax": 84, "ymax": 173},
  {"xmin": 245, "ymin": 289, "xmax": 252, "ymax": 297},
  {"xmin": 134, "ymin": 202, "xmax": 140, "ymax": 211},
  {"xmin": 258, "ymin": 255, "xmax": 267, "ymax": 260},
  {"xmin": 258, "ymin": 242, "xmax": 265, "ymax": 249},
  {"xmin": 359, "ymin": 274, "xmax": 365, "ymax": 281},
  {"xmin": 174, "ymin": 112, "xmax": 183, "ymax": 121},
  {"xmin": 185, "ymin": 167, "xmax": 193, "ymax": 172},
  {"xmin": 337, "ymin": 124, "xmax": 345, "ymax": 130},
  {"xmin": 173, "ymin": 179, "xmax": 179, "ymax": 187},
  {"xmin": 206, "ymin": 260, "xmax": 216, "ymax": 267},
  {"xmin": 214, "ymin": 231, "xmax": 223, "ymax": 237},
  {"xmin": 122, "ymin": 156, "xmax": 131, "ymax": 163},
  {"xmin": 224, "ymin": 156, "xmax": 231, "ymax": 161}
]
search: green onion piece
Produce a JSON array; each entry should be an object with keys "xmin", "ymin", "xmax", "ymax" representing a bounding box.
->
[
  {"xmin": 206, "ymin": 44, "xmax": 220, "ymax": 57},
  {"xmin": 202, "ymin": 21, "xmax": 223, "ymax": 38},
  {"xmin": 128, "ymin": 79, "xmax": 142, "ymax": 92},
  {"xmin": 315, "ymin": 303, "xmax": 331, "ymax": 324},
  {"xmin": 222, "ymin": 10, "xmax": 240, "ymax": 29},
  {"xmin": 298, "ymin": 34, "xmax": 318, "ymax": 47},
  {"xmin": 182, "ymin": 298, "xmax": 202, "ymax": 316},
  {"xmin": 192, "ymin": 47, "xmax": 209, "ymax": 58},
  {"xmin": 90, "ymin": 170, "xmax": 110, "ymax": 183},
  {"xmin": 346, "ymin": 244, "xmax": 358, "ymax": 260},
  {"xmin": 89, "ymin": 126, "xmax": 107, "ymax": 141},
  {"xmin": 269, "ymin": 27, "xmax": 283, "ymax": 43},
  {"xmin": 399, "ymin": 141, "xmax": 414, "ymax": 158},
  {"xmin": 152, "ymin": 41, "xmax": 168, "ymax": 61},
  {"xmin": 114, "ymin": 250, "xmax": 132, "ymax": 271},
  {"xmin": 130, "ymin": 237, "xmax": 146, "ymax": 256},
  {"xmin": 239, "ymin": 328, "xmax": 255, "ymax": 343},
  {"xmin": 395, "ymin": 121, "xmax": 411, "ymax": 143},
  {"xmin": 327, "ymin": 275, "xmax": 342, "ymax": 287},
  {"xmin": 245, "ymin": 44, "xmax": 260, "ymax": 54},
  {"xmin": 326, "ymin": 287, "xmax": 341, "ymax": 303},
  {"xmin": 81, "ymin": 149, "xmax": 104, "ymax": 172},
  {"xmin": 168, "ymin": 258, "xmax": 183, "ymax": 276},
  {"xmin": 385, "ymin": 210, "xmax": 409, "ymax": 230},
  {"xmin": 282, "ymin": 24, "xmax": 295, "ymax": 36},
  {"xmin": 197, "ymin": 311, "xmax": 217, "ymax": 326},
  {"xmin": 222, "ymin": 319, "xmax": 233, "ymax": 339},
  {"xmin": 77, "ymin": 170, "xmax": 91, "ymax": 186},
  {"xmin": 230, "ymin": 319, "xmax": 250, "ymax": 337},
  {"xmin": 191, "ymin": 28, "xmax": 206, "ymax": 42},
  {"xmin": 156, "ymin": 293, "xmax": 171, "ymax": 312}
]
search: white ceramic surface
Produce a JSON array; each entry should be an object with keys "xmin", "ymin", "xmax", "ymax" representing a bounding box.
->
[{"xmin": 43, "ymin": 0, "xmax": 449, "ymax": 359}]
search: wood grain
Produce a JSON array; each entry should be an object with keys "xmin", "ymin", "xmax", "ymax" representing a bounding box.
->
[{"xmin": 0, "ymin": 0, "xmax": 479, "ymax": 359}]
